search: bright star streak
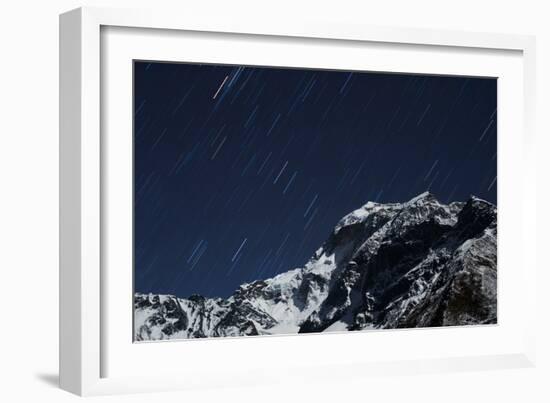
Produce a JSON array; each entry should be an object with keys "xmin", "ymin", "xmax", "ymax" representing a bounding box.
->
[
  {"xmin": 212, "ymin": 76, "xmax": 229, "ymax": 99},
  {"xmin": 231, "ymin": 238, "xmax": 248, "ymax": 262},
  {"xmin": 273, "ymin": 161, "xmax": 288, "ymax": 184}
]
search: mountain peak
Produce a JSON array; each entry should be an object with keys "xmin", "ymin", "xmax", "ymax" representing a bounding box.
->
[
  {"xmin": 467, "ymin": 195, "xmax": 495, "ymax": 207},
  {"xmin": 406, "ymin": 191, "xmax": 437, "ymax": 205}
]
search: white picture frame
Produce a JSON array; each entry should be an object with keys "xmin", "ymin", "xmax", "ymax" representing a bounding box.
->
[{"xmin": 59, "ymin": 6, "xmax": 537, "ymax": 396}]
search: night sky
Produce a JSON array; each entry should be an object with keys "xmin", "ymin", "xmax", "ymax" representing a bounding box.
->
[{"xmin": 134, "ymin": 61, "xmax": 497, "ymax": 299}]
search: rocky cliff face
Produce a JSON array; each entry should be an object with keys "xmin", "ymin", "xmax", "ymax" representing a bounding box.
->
[{"xmin": 134, "ymin": 192, "xmax": 497, "ymax": 341}]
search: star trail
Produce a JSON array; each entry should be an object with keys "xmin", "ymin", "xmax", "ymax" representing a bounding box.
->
[{"xmin": 133, "ymin": 61, "xmax": 497, "ymax": 299}]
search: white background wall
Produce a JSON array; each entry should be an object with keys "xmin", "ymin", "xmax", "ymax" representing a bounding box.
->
[{"xmin": 0, "ymin": 0, "xmax": 548, "ymax": 401}]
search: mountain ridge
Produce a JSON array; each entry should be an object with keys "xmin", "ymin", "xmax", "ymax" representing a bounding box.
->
[{"xmin": 134, "ymin": 191, "xmax": 497, "ymax": 341}]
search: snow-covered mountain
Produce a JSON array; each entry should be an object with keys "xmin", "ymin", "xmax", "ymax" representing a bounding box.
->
[{"xmin": 134, "ymin": 191, "xmax": 497, "ymax": 341}]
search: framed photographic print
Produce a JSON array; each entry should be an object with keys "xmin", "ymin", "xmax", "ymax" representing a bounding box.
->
[
  {"xmin": 133, "ymin": 61, "xmax": 498, "ymax": 341},
  {"xmin": 60, "ymin": 6, "xmax": 537, "ymax": 396}
]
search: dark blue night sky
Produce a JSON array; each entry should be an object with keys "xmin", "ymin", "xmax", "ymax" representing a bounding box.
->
[{"xmin": 134, "ymin": 61, "xmax": 496, "ymax": 299}]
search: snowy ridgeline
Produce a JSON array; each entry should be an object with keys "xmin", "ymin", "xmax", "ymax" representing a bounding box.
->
[{"xmin": 134, "ymin": 191, "xmax": 497, "ymax": 341}]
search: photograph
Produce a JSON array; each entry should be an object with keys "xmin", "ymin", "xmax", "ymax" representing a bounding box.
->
[{"xmin": 133, "ymin": 61, "xmax": 497, "ymax": 341}]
